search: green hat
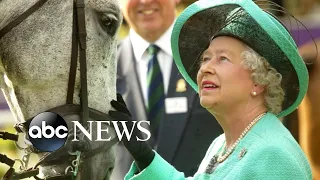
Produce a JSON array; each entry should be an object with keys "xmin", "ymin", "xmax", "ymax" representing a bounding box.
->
[{"xmin": 171, "ymin": 0, "xmax": 308, "ymax": 118}]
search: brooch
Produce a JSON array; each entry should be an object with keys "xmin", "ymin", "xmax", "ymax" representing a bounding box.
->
[
  {"xmin": 238, "ymin": 148, "xmax": 247, "ymax": 160},
  {"xmin": 205, "ymin": 155, "xmax": 219, "ymax": 174}
]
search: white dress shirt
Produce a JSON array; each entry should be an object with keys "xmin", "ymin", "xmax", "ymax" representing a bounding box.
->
[{"xmin": 129, "ymin": 24, "xmax": 174, "ymax": 106}]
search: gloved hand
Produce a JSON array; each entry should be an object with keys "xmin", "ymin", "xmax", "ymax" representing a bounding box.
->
[{"xmin": 109, "ymin": 93, "xmax": 155, "ymax": 172}]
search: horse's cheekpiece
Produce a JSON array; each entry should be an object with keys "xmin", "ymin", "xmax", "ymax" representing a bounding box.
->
[{"xmin": 0, "ymin": 0, "xmax": 118, "ymax": 179}]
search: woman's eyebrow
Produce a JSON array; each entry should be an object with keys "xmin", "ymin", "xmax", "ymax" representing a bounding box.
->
[
  {"xmin": 216, "ymin": 49, "xmax": 235, "ymax": 56},
  {"xmin": 202, "ymin": 50, "xmax": 211, "ymax": 56},
  {"xmin": 201, "ymin": 48, "xmax": 235, "ymax": 58}
]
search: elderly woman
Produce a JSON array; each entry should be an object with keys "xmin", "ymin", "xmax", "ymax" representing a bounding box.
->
[{"xmin": 109, "ymin": 0, "xmax": 312, "ymax": 179}]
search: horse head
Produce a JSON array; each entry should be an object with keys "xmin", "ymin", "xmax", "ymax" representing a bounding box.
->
[{"xmin": 0, "ymin": 0, "xmax": 122, "ymax": 179}]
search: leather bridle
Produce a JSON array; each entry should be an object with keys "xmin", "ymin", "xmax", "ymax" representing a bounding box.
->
[{"xmin": 0, "ymin": 0, "xmax": 118, "ymax": 179}]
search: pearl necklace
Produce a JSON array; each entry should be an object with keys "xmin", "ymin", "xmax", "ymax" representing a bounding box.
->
[{"xmin": 217, "ymin": 113, "xmax": 266, "ymax": 163}]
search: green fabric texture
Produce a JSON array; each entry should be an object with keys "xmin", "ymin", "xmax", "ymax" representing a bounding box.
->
[
  {"xmin": 125, "ymin": 113, "xmax": 312, "ymax": 179},
  {"xmin": 170, "ymin": 0, "xmax": 309, "ymax": 118}
]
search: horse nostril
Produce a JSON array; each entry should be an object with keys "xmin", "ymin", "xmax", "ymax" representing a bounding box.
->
[
  {"xmin": 103, "ymin": 167, "xmax": 114, "ymax": 180},
  {"xmin": 109, "ymin": 166, "xmax": 114, "ymax": 173}
]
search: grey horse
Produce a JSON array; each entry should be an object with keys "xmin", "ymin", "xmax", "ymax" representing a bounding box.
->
[{"xmin": 0, "ymin": 0, "xmax": 122, "ymax": 179}]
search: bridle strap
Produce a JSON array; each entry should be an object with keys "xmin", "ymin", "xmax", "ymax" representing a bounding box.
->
[
  {"xmin": 0, "ymin": 0, "xmax": 49, "ymax": 39},
  {"xmin": 67, "ymin": 0, "xmax": 88, "ymax": 125},
  {"xmin": 77, "ymin": 0, "xmax": 89, "ymax": 126},
  {"xmin": 66, "ymin": 1, "xmax": 79, "ymax": 105}
]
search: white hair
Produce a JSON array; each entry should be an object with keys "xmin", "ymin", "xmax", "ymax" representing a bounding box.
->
[{"xmin": 241, "ymin": 46, "xmax": 285, "ymax": 115}]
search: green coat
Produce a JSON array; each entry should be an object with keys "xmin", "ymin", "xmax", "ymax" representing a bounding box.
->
[{"xmin": 124, "ymin": 113, "xmax": 312, "ymax": 180}]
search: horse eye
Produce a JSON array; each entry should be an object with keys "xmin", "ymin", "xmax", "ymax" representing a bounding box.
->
[{"xmin": 100, "ymin": 13, "xmax": 119, "ymax": 36}]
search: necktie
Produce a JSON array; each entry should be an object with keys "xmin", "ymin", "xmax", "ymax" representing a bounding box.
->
[{"xmin": 146, "ymin": 44, "xmax": 165, "ymax": 138}]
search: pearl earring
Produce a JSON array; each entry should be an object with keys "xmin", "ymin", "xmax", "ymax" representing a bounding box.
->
[{"xmin": 252, "ymin": 92, "xmax": 257, "ymax": 96}]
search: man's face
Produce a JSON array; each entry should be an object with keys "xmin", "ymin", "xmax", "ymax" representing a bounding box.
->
[{"xmin": 120, "ymin": 0, "xmax": 179, "ymax": 41}]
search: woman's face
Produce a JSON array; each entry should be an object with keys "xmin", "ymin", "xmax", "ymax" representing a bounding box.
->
[{"xmin": 196, "ymin": 36, "xmax": 254, "ymax": 111}]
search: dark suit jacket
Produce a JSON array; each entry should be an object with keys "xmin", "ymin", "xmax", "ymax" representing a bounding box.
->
[{"xmin": 110, "ymin": 37, "xmax": 223, "ymax": 179}]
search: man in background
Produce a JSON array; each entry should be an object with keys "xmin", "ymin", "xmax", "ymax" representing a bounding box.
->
[{"xmin": 111, "ymin": 0, "xmax": 223, "ymax": 179}]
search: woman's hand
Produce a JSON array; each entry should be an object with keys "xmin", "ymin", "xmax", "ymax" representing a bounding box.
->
[{"xmin": 109, "ymin": 93, "xmax": 155, "ymax": 172}]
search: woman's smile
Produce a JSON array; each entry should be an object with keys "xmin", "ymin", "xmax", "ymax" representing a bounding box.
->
[{"xmin": 201, "ymin": 80, "xmax": 219, "ymax": 92}]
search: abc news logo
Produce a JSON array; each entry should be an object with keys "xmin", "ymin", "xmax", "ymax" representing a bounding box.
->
[{"xmin": 28, "ymin": 112, "xmax": 150, "ymax": 152}]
